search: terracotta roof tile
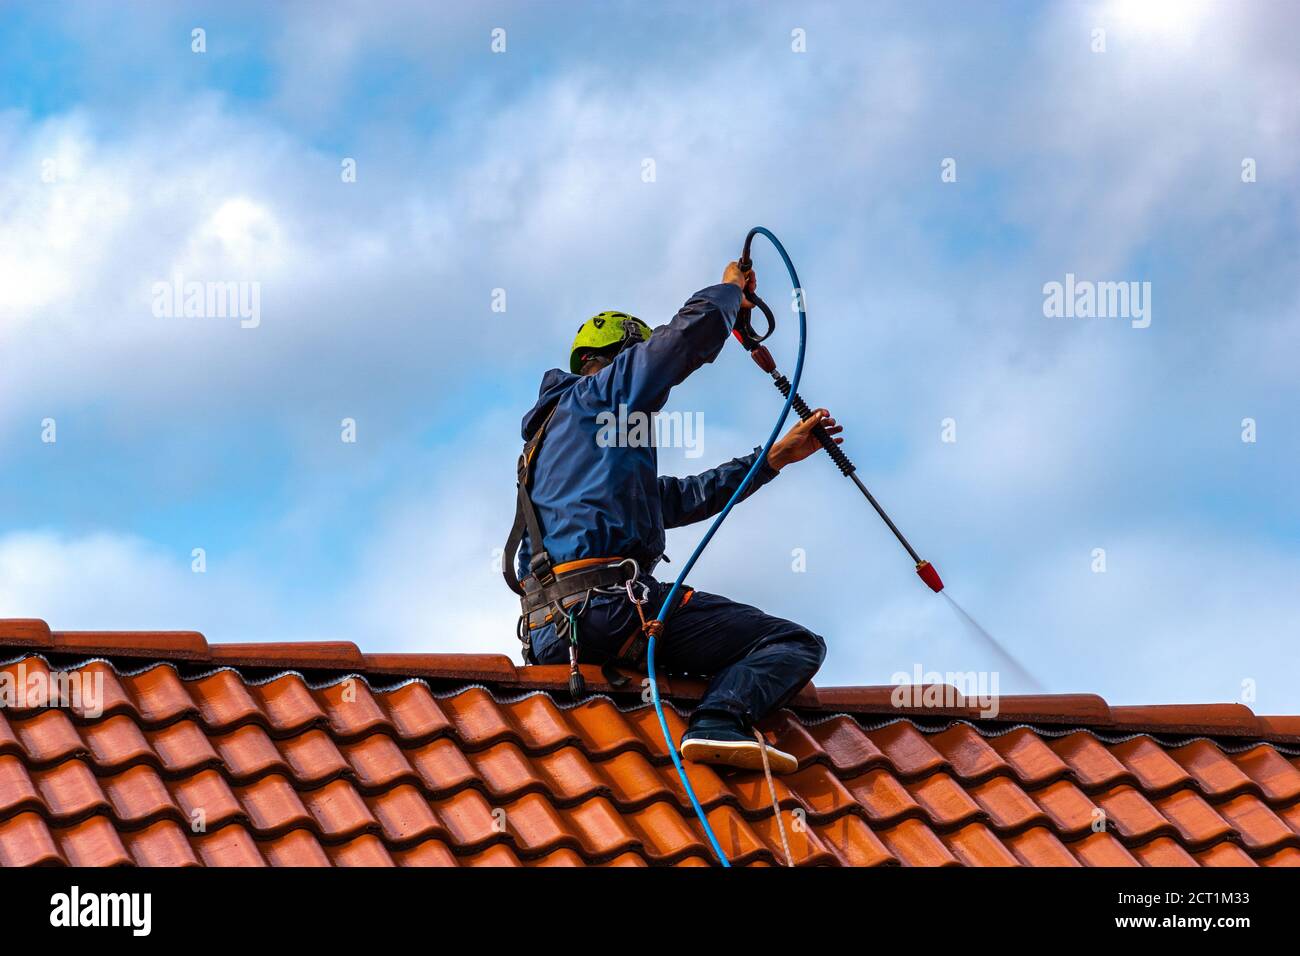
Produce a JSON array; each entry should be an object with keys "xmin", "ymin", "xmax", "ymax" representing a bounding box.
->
[
  {"xmin": 170, "ymin": 770, "xmax": 244, "ymax": 831},
  {"xmin": 261, "ymin": 828, "xmax": 333, "ymax": 867},
  {"xmin": 382, "ymin": 682, "xmax": 453, "ymax": 740},
  {"xmin": 13, "ymin": 710, "xmax": 84, "ymax": 765},
  {"xmin": 122, "ymin": 665, "xmax": 196, "ymax": 724},
  {"xmin": 82, "ymin": 714, "xmax": 154, "ymax": 770},
  {"xmin": 878, "ymin": 818, "xmax": 959, "ymax": 866},
  {"xmin": 904, "ymin": 772, "xmax": 984, "ymax": 828},
  {"xmin": 121, "ymin": 820, "xmax": 201, "ymax": 867},
  {"xmin": 192, "ymin": 824, "xmax": 266, "ymax": 866},
  {"xmin": 2, "ymin": 619, "xmax": 1299, "ymax": 866},
  {"xmin": 301, "ymin": 779, "xmax": 377, "ymax": 840},
  {"xmin": 0, "ymin": 620, "xmax": 52, "ymax": 650},
  {"xmin": 1049, "ymin": 731, "xmax": 1134, "ymax": 789},
  {"xmin": 1070, "ymin": 831, "xmax": 1141, "ymax": 867},
  {"xmin": 1130, "ymin": 836, "xmax": 1199, "ymax": 867},
  {"xmin": 340, "ymin": 734, "xmax": 418, "ymax": 790},
  {"xmin": 425, "ymin": 789, "xmax": 496, "ymax": 847},
  {"xmin": 406, "ymin": 737, "xmax": 477, "ymax": 795},
  {"xmin": 943, "ymin": 822, "xmax": 1022, "ymax": 866},
  {"xmin": 1033, "ymin": 779, "xmax": 1099, "ymax": 835},
  {"xmin": 928, "ymin": 724, "xmax": 1011, "ymax": 781},
  {"xmin": 0, "ymin": 755, "xmax": 42, "ymax": 818},
  {"xmin": 870, "ymin": 721, "xmax": 948, "ymax": 777},
  {"xmin": 191, "ymin": 671, "xmax": 263, "ymax": 730},
  {"xmin": 987, "ymin": 728, "xmax": 1071, "ymax": 786},
  {"xmin": 391, "ymin": 838, "xmax": 458, "ymax": 867},
  {"xmin": 1232, "ymin": 744, "xmax": 1300, "ymax": 802},
  {"xmin": 32, "ymin": 760, "xmax": 108, "ymax": 819},
  {"xmin": 326, "ymin": 833, "xmax": 395, "ymax": 867},
  {"xmin": 367, "ymin": 784, "xmax": 442, "ymax": 844},
  {"xmin": 1151, "ymin": 788, "xmax": 1234, "ymax": 846},
  {"xmin": 214, "ymin": 725, "xmax": 289, "ymax": 781},
  {"xmin": 52, "ymin": 631, "xmax": 206, "ymax": 659},
  {"xmin": 842, "ymin": 767, "xmax": 923, "ymax": 824},
  {"xmin": 277, "ymin": 729, "xmax": 350, "ymax": 785},
  {"xmin": 813, "ymin": 812, "xmax": 896, "ymax": 866},
  {"xmin": 1003, "ymin": 826, "xmax": 1079, "ymax": 866},
  {"xmin": 251, "ymin": 675, "xmax": 329, "ymax": 733},
  {"xmin": 57, "ymin": 815, "xmax": 133, "ymax": 867},
  {"xmin": 1108, "ymin": 736, "xmax": 1194, "ymax": 794},
  {"xmin": 1171, "ymin": 739, "xmax": 1257, "ymax": 797},
  {"xmin": 0, "ymin": 713, "xmax": 19, "ymax": 754},
  {"xmin": 0, "ymin": 811, "xmax": 64, "ymax": 866},
  {"xmin": 235, "ymin": 774, "xmax": 313, "ymax": 833},
  {"xmin": 627, "ymin": 799, "xmax": 709, "ymax": 861},
  {"xmin": 101, "ymin": 765, "xmax": 178, "ymax": 824},
  {"xmin": 966, "ymin": 775, "xmax": 1049, "ymax": 832},
  {"xmin": 1093, "ymin": 785, "xmax": 1176, "ymax": 842},
  {"xmin": 146, "ymin": 720, "xmax": 220, "ymax": 775},
  {"xmin": 1214, "ymin": 795, "xmax": 1297, "ymax": 852},
  {"xmin": 771, "ymin": 763, "xmax": 851, "ymax": 817},
  {"xmin": 1259, "ymin": 846, "xmax": 1300, "ymax": 867},
  {"xmin": 78, "ymin": 663, "xmax": 135, "ymax": 721}
]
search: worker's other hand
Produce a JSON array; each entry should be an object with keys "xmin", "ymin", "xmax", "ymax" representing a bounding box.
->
[
  {"xmin": 723, "ymin": 260, "xmax": 757, "ymax": 310},
  {"xmin": 767, "ymin": 409, "xmax": 842, "ymax": 472}
]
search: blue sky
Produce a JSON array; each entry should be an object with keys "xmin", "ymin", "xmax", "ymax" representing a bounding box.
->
[{"xmin": 1, "ymin": 1, "xmax": 1297, "ymax": 710}]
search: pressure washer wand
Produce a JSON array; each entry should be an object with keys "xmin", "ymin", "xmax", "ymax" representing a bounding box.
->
[{"xmin": 735, "ymin": 336, "xmax": 945, "ymax": 594}]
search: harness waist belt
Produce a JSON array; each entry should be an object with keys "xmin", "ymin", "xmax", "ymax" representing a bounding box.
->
[{"xmin": 520, "ymin": 558, "xmax": 636, "ymax": 622}]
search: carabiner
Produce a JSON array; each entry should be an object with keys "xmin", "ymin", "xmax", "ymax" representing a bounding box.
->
[{"xmin": 625, "ymin": 578, "xmax": 650, "ymax": 606}]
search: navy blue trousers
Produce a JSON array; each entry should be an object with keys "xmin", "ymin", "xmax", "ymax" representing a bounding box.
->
[{"xmin": 529, "ymin": 579, "xmax": 826, "ymax": 726}]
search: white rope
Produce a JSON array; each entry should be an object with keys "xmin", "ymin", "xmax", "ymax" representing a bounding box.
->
[{"xmin": 756, "ymin": 728, "xmax": 794, "ymax": 867}]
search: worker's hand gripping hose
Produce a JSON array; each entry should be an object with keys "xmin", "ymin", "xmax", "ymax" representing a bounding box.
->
[{"xmin": 646, "ymin": 226, "xmax": 807, "ymax": 867}]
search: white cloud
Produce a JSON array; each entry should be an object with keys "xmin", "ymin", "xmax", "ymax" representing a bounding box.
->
[{"xmin": 0, "ymin": 530, "xmax": 296, "ymax": 638}]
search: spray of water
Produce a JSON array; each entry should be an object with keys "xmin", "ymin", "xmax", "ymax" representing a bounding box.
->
[{"xmin": 941, "ymin": 592, "xmax": 1044, "ymax": 693}]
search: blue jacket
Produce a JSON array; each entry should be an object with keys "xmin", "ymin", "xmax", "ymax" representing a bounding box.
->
[{"xmin": 516, "ymin": 282, "xmax": 780, "ymax": 582}]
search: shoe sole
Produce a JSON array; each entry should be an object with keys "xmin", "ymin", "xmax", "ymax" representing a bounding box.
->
[{"xmin": 680, "ymin": 737, "xmax": 798, "ymax": 775}]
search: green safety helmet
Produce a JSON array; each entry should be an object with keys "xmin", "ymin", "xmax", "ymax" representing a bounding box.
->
[{"xmin": 569, "ymin": 310, "xmax": 652, "ymax": 374}]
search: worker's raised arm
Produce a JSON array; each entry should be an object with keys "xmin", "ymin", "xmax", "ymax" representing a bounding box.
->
[
  {"xmin": 575, "ymin": 263, "xmax": 753, "ymax": 414},
  {"xmin": 657, "ymin": 447, "xmax": 780, "ymax": 529}
]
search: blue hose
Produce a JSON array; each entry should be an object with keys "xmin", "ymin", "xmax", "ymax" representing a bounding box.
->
[{"xmin": 646, "ymin": 226, "xmax": 807, "ymax": 866}]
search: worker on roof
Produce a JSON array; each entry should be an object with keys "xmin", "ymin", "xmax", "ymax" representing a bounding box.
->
[{"xmin": 504, "ymin": 261, "xmax": 837, "ymax": 774}]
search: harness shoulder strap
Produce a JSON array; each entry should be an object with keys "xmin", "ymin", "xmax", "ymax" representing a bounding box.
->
[{"xmin": 503, "ymin": 400, "xmax": 561, "ymax": 596}]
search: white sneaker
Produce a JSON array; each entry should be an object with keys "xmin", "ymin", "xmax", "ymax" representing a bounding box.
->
[{"xmin": 680, "ymin": 730, "xmax": 799, "ymax": 774}]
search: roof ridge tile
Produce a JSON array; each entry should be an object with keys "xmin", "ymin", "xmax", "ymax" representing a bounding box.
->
[
  {"xmin": 213, "ymin": 642, "xmax": 362, "ymax": 668},
  {"xmin": 52, "ymin": 630, "xmax": 209, "ymax": 660},
  {"xmin": 0, "ymin": 620, "xmax": 52, "ymax": 649},
  {"xmin": 1110, "ymin": 703, "xmax": 1264, "ymax": 738}
]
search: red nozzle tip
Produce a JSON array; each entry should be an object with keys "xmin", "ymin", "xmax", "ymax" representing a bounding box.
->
[
  {"xmin": 916, "ymin": 560, "xmax": 944, "ymax": 593},
  {"xmin": 749, "ymin": 345, "xmax": 776, "ymax": 372}
]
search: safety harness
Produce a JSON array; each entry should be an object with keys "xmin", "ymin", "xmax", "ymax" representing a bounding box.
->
[{"xmin": 502, "ymin": 397, "xmax": 676, "ymax": 696}]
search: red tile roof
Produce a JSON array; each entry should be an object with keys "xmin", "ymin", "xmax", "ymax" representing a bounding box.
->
[{"xmin": 2, "ymin": 618, "xmax": 1299, "ymax": 867}]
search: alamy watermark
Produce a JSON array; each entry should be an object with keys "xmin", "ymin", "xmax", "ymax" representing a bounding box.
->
[
  {"xmin": 50, "ymin": 886, "xmax": 151, "ymax": 936},
  {"xmin": 0, "ymin": 662, "xmax": 104, "ymax": 718},
  {"xmin": 1042, "ymin": 273, "xmax": 1151, "ymax": 329},
  {"xmin": 596, "ymin": 404, "xmax": 704, "ymax": 459},
  {"xmin": 890, "ymin": 664, "xmax": 1001, "ymax": 718},
  {"xmin": 151, "ymin": 272, "xmax": 261, "ymax": 328}
]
